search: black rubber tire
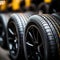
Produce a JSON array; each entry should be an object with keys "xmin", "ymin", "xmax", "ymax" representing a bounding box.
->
[
  {"xmin": 38, "ymin": 2, "xmax": 49, "ymax": 14},
  {"xmin": 0, "ymin": 14, "xmax": 10, "ymax": 49},
  {"xmin": 7, "ymin": 12, "xmax": 34, "ymax": 60},
  {"xmin": 52, "ymin": 13, "xmax": 60, "ymax": 39},
  {"xmin": 42, "ymin": 14, "xmax": 60, "ymax": 58},
  {"xmin": 23, "ymin": 15, "xmax": 59, "ymax": 60},
  {"xmin": 51, "ymin": 13, "xmax": 60, "ymax": 41},
  {"xmin": 51, "ymin": 13, "xmax": 60, "ymax": 57}
]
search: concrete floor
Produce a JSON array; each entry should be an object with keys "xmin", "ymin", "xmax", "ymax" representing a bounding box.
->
[{"xmin": 0, "ymin": 47, "xmax": 10, "ymax": 60}]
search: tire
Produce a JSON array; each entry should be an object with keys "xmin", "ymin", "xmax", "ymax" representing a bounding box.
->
[
  {"xmin": 51, "ymin": 13, "xmax": 60, "ymax": 57},
  {"xmin": 23, "ymin": 14, "xmax": 59, "ymax": 60},
  {"xmin": 0, "ymin": 14, "xmax": 10, "ymax": 49},
  {"xmin": 52, "ymin": 13, "xmax": 60, "ymax": 38},
  {"xmin": 7, "ymin": 12, "xmax": 34, "ymax": 60},
  {"xmin": 42, "ymin": 14, "xmax": 60, "ymax": 58},
  {"xmin": 38, "ymin": 2, "xmax": 49, "ymax": 14}
]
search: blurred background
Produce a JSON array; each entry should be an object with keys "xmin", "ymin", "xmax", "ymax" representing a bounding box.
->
[{"xmin": 0, "ymin": 0, "xmax": 60, "ymax": 13}]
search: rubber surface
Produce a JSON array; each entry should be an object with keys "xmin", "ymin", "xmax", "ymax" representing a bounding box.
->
[
  {"xmin": 0, "ymin": 14, "xmax": 10, "ymax": 49},
  {"xmin": 7, "ymin": 12, "xmax": 34, "ymax": 60},
  {"xmin": 23, "ymin": 14, "xmax": 59, "ymax": 60}
]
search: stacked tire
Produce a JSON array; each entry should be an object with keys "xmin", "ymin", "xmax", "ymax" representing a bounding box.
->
[
  {"xmin": 52, "ymin": 13, "xmax": 60, "ymax": 58},
  {"xmin": 23, "ymin": 14, "xmax": 60, "ymax": 60},
  {"xmin": 7, "ymin": 12, "xmax": 34, "ymax": 60},
  {"xmin": 0, "ymin": 14, "xmax": 10, "ymax": 49}
]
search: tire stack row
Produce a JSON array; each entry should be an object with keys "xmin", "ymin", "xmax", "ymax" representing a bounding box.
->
[{"xmin": 0, "ymin": 12, "xmax": 60, "ymax": 60}]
